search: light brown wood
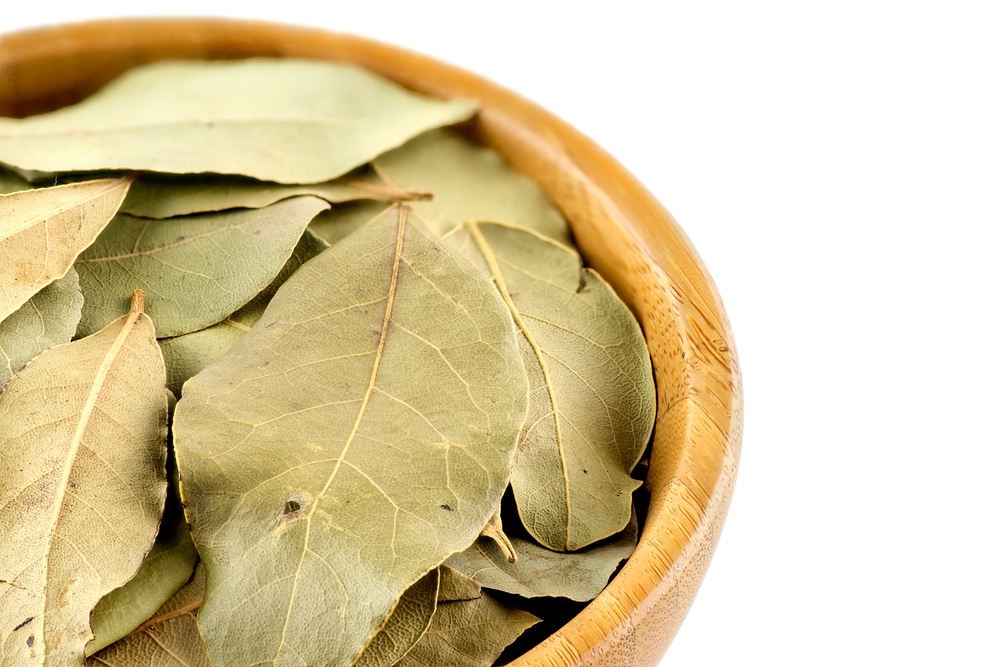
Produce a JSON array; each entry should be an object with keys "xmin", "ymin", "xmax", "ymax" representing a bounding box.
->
[{"xmin": 0, "ymin": 19, "xmax": 743, "ymax": 666}]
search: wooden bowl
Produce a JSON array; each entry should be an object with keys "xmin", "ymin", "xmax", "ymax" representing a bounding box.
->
[{"xmin": 0, "ymin": 19, "xmax": 743, "ymax": 666}]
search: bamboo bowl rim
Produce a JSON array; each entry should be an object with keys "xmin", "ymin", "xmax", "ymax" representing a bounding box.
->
[{"xmin": 0, "ymin": 18, "xmax": 743, "ymax": 666}]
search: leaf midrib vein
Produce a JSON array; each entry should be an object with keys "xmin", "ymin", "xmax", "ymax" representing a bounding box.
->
[
  {"xmin": 39, "ymin": 296, "xmax": 144, "ymax": 655},
  {"xmin": 466, "ymin": 222, "xmax": 573, "ymax": 551},
  {"xmin": 273, "ymin": 205, "xmax": 408, "ymax": 662}
]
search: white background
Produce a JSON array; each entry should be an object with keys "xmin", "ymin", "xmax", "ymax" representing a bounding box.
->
[{"xmin": 3, "ymin": 2, "xmax": 998, "ymax": 664}]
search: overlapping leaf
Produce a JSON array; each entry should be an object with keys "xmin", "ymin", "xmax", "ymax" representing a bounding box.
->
[
  {"xmin": 446, "ymin": 510, "xmax": 638, "ymax": 601},
  {"xmin": 158, "ymin": 230, "xmax": 329, "ymax": 395},
  {"xmin": 309, "ymin": 200, "xmax": 394, "ymax": 248},
  {"xmin": 447, "ymin": 221, "xmax": 655, "ymax": 551},
  {"xmin": 74, "ymin": 196, "xmax": 329, "ymax": 338},
  {"xmin": 121, "ymin": 169, "xmax": 430, "ymax": 219},
  {"xmin": 374, "ymin": 129, "xmax": 571, "ymax": 242},
  {"xmin": 0, "ymin": 268, "xmax": 83, "ymax": 388},
  {"xmin": 353, "ymin": 569, "xmax": 439, "ymax": 667},
  {"xmin": 0, "ymin": 59, "xmax": 476, "ymax": 183},
  {"xmin": 172, "ymin": 205, "xmax": 528, "ymax": 666},
  {"xmin": 395, "ymin": 580, "xmax": 539, "ymax": 667},
  {"xmin": 87, "ymin": 455, "xmax": 198, "ymax": 655},
  {"xmin": 0, "ymin": 168, "xmax": 31, "ymax": 195},
  {"xmin": 0, "ymin": 177, "xmax": 131, "ymax": 324},
  {"xmin": 0, "ymin": 291, "xmax": 168, "ymax": 664},
  {"xmin": 87, "ymin": 565, "xmax": 210, "ymax": 667}
]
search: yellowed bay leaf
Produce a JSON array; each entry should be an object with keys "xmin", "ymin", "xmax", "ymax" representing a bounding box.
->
[
  {"xmin": 0, "ymin": 177, "xmax": 131, "ymax": 325},
  {"xmin": 0, "ymin": 291, "xmax": 168, "ymax": 665},
  {"xmin": 0, "ymin": 59, "xmax": 476, "ymax": 184},
  {"xmin": 173, "ymin": 205, "xmax": 528, "ymax": 666},
  {"xmin": 87, "ymin": 565, "xmax": 209, "ymax": 667},
  {"xmin": 447, "ymin": 222, "xmax": 655, "ymax": 551}
]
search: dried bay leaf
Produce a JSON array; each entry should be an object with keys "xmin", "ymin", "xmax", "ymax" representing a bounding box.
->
[
  {"xmin": 436, "ymin": 564, "xmax": 483, "ymax": 603},
  {"xmin": 87, "ymin": 451, "xmax": 198, "ymax": 655},
  {"xmin": 121, "ymin": 168, "xmax": 431, "ymax": 220},
  {"xmin": 373, "ymin": 129, "xmax": 570, "ymax": 242},
  {"xmin": 0, "ymin": 291, "xmax": 168, "ymax": 664},
  {"xmin": 308, "ymin": 200, "xmax": 394, "ymax": 248},
  {"xmin": 0, "ymin": 59, "xmax": 476, "ymax": 184},
  {"xmin": 0, "ymin": 177, "xmax": 132, "ymax": 325},
  {"xmin": 447, "ymin": 222, "xmax": 655, "ymax": 551},
  {"xmin": 0, "ymin": 268, "xmax": 83, "ymax": 388},
  {"xmin": 74, "ymin": 196, "xmax": 330, "ymax": 338},
  {"xmin": 393, "ymin": 590, "xmax": 539, "ymax": 667},
  {"xmin": 172, "ymin": 204, "xmax": 528, "ymax": 666},
  {"xmin": 0, "ymin": 168, "xmax": 31, "ymax": 195},
  {"xmin": 87, "ymin": 565, "xmax": 210, "ymax": 667},
  {"xmin": 446, "ymin": 510, "xmax": 638, "ymax": 602},
  {"xmin": 353, "ymin": 569, "xmax": 439, "ymax": 667},
  {"xmin": 159, "ymin": 230, "xmax": 329, "ymax": 395}
]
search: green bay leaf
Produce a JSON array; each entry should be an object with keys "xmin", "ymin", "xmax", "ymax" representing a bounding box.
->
[
  {"xmin": 308, "ymin": 200, "xmax": 394, "ymax": 248},
  {"xmin": 0, "ymin": 267, "xmax": 83, "ymax": 388},
  {"xmin": 87, "ymin": 452, "xmax": 198, "ymax": 655},
  {"xmin": 0, "ymin": 291, "xmax": 168, "ymax": 664},
  {"xmin": 121, "ymin": 169, "xmax": 430, "ymax": 219},
  {"xmin": 373, "ymin": 129, "xmax": 570, "ymax": 242},
  {"xmin": 0, "ymin": 177, "xmax": 131, "ymax": 325},
  {"xmin": 87, "ymin": 565, "xmax": 210, "ymax": 667},
  {"xmin": 394, "ymin": 589, "xmax": 539, "ymax": 667},
  {"xmin": 447, "ymin": 222, "xmax": 655, "ymax": 551},
  {"xmin": 0, "ymin": 167, "xmax": 31, "ymax": 194},
  {"xmin": 353, "ymin": 569, "xmax": 439, "ymax": 667},
  {"xmin": 74, "ymin": 196, "xmax": 330, "ymax": 338},
  {"xmin": 446, "ymin": 509, "xmax": 637, "ymax": 602},
  {"xmin": 159, "ymin": 229, "xmax": 330, "ymax": 396},
  {"xmin": 172, "ymin": 204, "xmax": 528, "ymax": 667},
  {"xmin": 0, "ymin": 59, "xmax": 476, "ymax": 184}
]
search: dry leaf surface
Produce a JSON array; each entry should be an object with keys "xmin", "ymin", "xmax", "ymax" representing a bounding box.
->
[
  {"xmin": 172, "ymin": 205, "xmax": 529, "ymax": 666},
  {"xmin": 0, "ymin": 291, "xmax": 168, "ymax": 665}
]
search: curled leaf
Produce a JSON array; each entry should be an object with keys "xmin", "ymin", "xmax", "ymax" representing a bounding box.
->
[{"xmin": 87, "ymin": 565, "xmax": 209, "ymax": 667}]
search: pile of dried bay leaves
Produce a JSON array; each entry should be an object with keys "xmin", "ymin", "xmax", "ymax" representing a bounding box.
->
[{"xmin": 0, "ymin": 58, "xmax": 655, "ymax": 666}]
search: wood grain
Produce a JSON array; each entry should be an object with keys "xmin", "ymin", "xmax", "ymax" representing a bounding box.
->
[{"xmin": 0, "ymin": 19, "xmax": 743, "ymax": 666}]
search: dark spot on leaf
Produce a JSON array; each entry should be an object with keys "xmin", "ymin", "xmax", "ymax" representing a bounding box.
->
[
  {"xmin": 26, "ymin": 636, "xmax": 33, "ymax": 648},
  {"xmin": 582, "ymin": 469, "xmax": 588, "ymax": 474},
  {"xmin": 283, "ymin": 500, "xmax": 301, "ymax": 515},
  {"xmin": 440, "ymin": 504, "xmax": 453, "ymax": 511}
]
